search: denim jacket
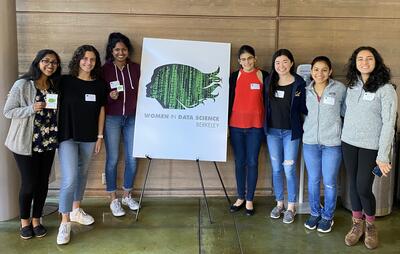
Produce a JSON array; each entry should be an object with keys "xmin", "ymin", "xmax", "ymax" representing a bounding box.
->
[{"xmin": 264, "ymin": 73, "xmax": 307, "ymax": 140}]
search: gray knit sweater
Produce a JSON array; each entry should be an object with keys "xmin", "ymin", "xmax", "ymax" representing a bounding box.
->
[
  {"xmin": 341, "ymin": 78, "xmax": 397, "ymax": 163},
  {"xmin": 3, "ymin": 79, "xmax": 36, "ymax": 155}
]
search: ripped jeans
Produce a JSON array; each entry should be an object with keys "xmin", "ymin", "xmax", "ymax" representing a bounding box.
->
[
  {"xmin": 266, "ymin": 128, "xmax": 300, "ymax": 204},
  {"xmin": 303, "ymin": 144, "xmax": 342, "ymax": 220}
]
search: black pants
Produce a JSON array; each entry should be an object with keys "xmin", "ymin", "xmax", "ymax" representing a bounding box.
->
[
  {"xmin": 342, "ymin": 142, "xmax": 377, "ymax": 216},
  {"xmin": 13, "ymin": 150, "xmax": 55, "ymax": 219}
]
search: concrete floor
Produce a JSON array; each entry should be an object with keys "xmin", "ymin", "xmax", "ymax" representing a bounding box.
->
[{"xmin": 0, "ymin": 197, "xmax": 399, "ymax": 254}]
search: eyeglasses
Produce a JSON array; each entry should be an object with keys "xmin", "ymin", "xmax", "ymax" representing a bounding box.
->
[
  {"xmin": 41, "ymin": 59, "xmax": 59, "ymax": 66},
  {"xmin": 239, "ymin": 56, "xmax": 255, "ymax": 62}
]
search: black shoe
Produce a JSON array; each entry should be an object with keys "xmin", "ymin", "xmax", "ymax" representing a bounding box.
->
[
  {"xmin": 229, "ymin": 202, "xmax": 245, "ymax": 213},
  {"xmin": 245, "ymin": 208, "xmax": 255, "ymax": 216},
  {"xmin": 33, "ymin": 224, "xmax": 47, "ymax": 238},
  {"xmin": 20, "ymin": 224, "xmax": 33, "ymax": 240}
]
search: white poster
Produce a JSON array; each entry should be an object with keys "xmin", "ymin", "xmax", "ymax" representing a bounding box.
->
[{"xmin": 133, "ymin": 38, "xmax": 230, "ymax": 162}]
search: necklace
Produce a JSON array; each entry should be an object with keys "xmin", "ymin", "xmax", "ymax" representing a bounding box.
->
[{"xmin": 35, "ymin": 80, "xmax": 50, "ymax": 90}]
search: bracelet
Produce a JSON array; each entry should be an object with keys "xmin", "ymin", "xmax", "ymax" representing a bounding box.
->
[{"xmin": 97, "ymin": 135, "xmax": 104, "ymax": 139}]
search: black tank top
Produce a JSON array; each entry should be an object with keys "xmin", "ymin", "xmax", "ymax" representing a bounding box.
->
[{"xmin": 269, "ymin": 83, "xmax": 293, "ymax": 129}]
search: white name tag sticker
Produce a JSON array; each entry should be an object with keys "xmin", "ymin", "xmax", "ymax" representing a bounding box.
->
[
  {"xmin": 363, "ymin": 92, "xmax": 375, "ymax": 101},
  {"xmin": 275, "ymin": 90, "xmax": 285, "ymax": 98},
  {"xmin": 110, "ymin": 81, "xmax": 120, "ymax": 89},
  {"xmin": 323, "ymin": 96, "xmax": 335, "ymax": 105},
  {"xmin": 85, "ymin": 94, "xmax": 96, "ymax": 102},
  {"xmin": 116, "ymin": 84, "xmax": 124, "ymax": 92},
  {"xmin": 45, "ymin": 94, "xmax": 58, "ymax": 109},
  {"xmin": 250, "ymin": 83, "xmax": 260, "ymax": 90}
]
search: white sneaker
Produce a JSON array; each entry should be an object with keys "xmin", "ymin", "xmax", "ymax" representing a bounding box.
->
[
  {"xmin": 70, "ymin": 208, "xmax": 94, "ymax": 225},
  {"xmin": 110, "ymin": 199, "xmax": 125, "ymax": 217},
  {"xmin": 57, "ymin": 222, "xmax": 71, "ymax": 245},
  {"xmin": 121, "ymin": 195, "xmax": 139, "ymax": 210}
]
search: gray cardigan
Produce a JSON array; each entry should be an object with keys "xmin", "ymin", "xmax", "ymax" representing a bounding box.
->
[
  {"xmin": 3, "ymin": 79, "xmax": 36, "ymax": 155},
  {"xmin": 303, "ymin": 79, "xmax": 346, "ymax": 146},
  {"xmin": 341, "ymin": 78, "xmax": 397, "ymax": 163}
]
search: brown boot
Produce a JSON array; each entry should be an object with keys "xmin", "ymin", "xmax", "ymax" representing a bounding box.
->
[
  {"xmin": 345, "ymin": 217, "xmax": 365, "ymax": 246},
  {"xmin": 364, "ymin": 221, "xmax": 378, "ymax": 249}
]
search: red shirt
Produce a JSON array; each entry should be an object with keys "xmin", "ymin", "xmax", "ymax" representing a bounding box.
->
[{"xmin": 229, "ymin": 69, "xmax": 264, "ymax": 128}]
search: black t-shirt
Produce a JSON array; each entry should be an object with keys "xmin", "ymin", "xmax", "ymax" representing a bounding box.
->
[
  {"xmin": 269, "ymin": 83, "xmax": 293, "ymax": 129},
  {"xmin": 58, "ymin": 75, "xmax": 107, "ymax": 142}
]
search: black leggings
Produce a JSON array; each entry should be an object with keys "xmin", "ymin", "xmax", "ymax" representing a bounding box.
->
[
  {"xmin": 342, "ymin": 142, "xmax": 377, "ymax": 216},
  {"xmin": 13, "ymin": 150, "xmax": 55, "ymax": 219}
]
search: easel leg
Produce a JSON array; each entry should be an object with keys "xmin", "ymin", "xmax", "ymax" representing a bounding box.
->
[
  {"xmin": 196, "ymin": 159, "xmax": 212, "ymax": 224},
  {"xmin": 213, "ymin": 162, "xmax": 231, "ymax": 205},
  {"xmin": 135, "ymin": 156, "xmax": 152, "ymax": 221}
]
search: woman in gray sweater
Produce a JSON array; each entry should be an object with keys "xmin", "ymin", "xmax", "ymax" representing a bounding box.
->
[
  {"xmin": 342, "ymin": 46, "xmax": 397, "ymax": 250},
  {"xmin": 303, "ymin": 56, "xmax": 346, "ymax": 233},
  {"xmin": 4, "ymin": 49, "xmax": 61, "ymax": 239}
]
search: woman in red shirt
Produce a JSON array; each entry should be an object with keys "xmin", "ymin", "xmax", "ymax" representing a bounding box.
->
[{"xmin": 228, "ymin": 45, "xmax": 268, "ymax": 216}]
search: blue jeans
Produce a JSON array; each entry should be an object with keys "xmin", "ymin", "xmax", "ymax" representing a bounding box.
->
[
  {"xmin": 303, "ymin": 144, "xmax": 342, "ymax": 220},
  {"xmin": 230, "ymin": 127, "xmax": 264, "ymax": 201},
  {"xmin": 104, "ymin": 115, "xmax": 137, "ymax": 192},
  {"xmin": 58, "ymin": 139, "xmax": 95, "ymax": 213},
  {"xmin": 266, "ymin": 128, "xmax": 300, "ymax": 203}
]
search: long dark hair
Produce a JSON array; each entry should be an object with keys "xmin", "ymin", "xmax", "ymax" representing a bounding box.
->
[
  {"xmin": 345, "ymin": 46, "xmax": 391, "ymax": 92},
  {"xmin": 69, "ymin": 45, "xmax": 101, "ymax": 79},
  {"xmin": 20, "ymin": 49, "xmax": 61, "ymax": 81},
  {"xmin": 268, "ymin": 49, "xmax": 295, "ymax": 98},
  {"xmin": 105, "ymin": 32, "xmax": 133, "ymax": 62}
]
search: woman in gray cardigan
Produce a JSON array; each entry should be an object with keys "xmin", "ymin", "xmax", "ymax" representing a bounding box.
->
[
  {"xmin": 303, "ymin": 56, "xmax": 346, "ymax": 233},
  {"xmin": 342, "ymin": 46, "xmax": 397, "ymax": 250},
  {"xmin": 4, "ymin": 49, "xmax": 61, "ymax": 239}
]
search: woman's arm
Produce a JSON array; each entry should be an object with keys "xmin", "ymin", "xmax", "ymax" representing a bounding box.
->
[
  {"xmin": 94, "ymin": 106, "xmax": 105, "ymax": 154},
  {"xmin": 3, "ymin": 81, "xmax": 37, "ymax": 119},
  {"xmin": 341, "ymin": 88, "xmax": 347, "ymax": 117},
  {"xmin": 228, "ymin": 71, "xmax": 239, "ymax": 119},
  {"xmin": 376, "ymin": 85, "xmax": 398, "ymax": 176},
  {"xmin": 299, "ymin": 79, "xmax": 308, "ymax": 115}
]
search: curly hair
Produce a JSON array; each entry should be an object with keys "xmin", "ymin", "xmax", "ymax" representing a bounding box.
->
[
  {"xmin": 68, "ymin": 45, "xmax": 101, "ymax": 79},
  {"xmin": 345, "ymin": 46, "xmax": 391, "ymax": 92},
  {"xmin": 105, "ymin": 32, "xmax": 133, "ymax": 62},
  {"xmin": 268, "ymin": 49, "xmax": 296, "ymax": 98},
  {"xmin": 20, "ymin": 49, "xmax": 61, "ymax": 81}
]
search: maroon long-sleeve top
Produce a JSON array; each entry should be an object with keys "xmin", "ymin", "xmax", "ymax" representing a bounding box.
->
[{"xmin": 101, "ymin": 59, "xmax": 140, "ymax": 116}]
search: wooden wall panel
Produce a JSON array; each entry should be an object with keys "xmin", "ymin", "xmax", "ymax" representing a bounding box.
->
[
  {"xmin": 280, "ymin": 0, "xmax": 400, "ymax": 18},
  {"xmin": 17, "ymin": 0, "xmax": 278, "ymax": 17},
  {"xmin": 17, "ymin": 13, "xmax": 276, "ymax": 74},
  {"xmin": 278, "ymin": 19, "xmax": 400, "ymax": 77},
  {"xmin": 49, "ymin": 142, "xmax": 272, "ymax": 197},
  {"xmin": 14, "ymin": 0, "xmax": 400, "ymax": 197}
]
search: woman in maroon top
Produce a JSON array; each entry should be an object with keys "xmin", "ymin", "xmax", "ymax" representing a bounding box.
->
[
  {"xmin": 102, "ymin": 32, "xmax": 140, "ymax": 217},
  {"xmin": 228, "ymin": 45, "xmax": 268, "ymax": 216}
]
